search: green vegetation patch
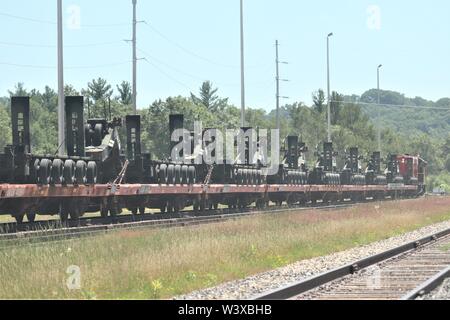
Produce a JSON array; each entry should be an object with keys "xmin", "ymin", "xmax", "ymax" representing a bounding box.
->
[{"xmin": 1, "ymin": 197, "xmax": 450, "ymax": 299}]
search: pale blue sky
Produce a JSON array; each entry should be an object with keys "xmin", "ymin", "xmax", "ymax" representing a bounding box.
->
[{"xmin": 0, "ymin": 0, "xmax": 449, "ymax": 110}]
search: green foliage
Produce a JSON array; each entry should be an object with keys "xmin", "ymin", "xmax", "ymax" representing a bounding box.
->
[
  {"xmin": 190, "ymin": 81, "xmax": 228, "ymax": 112},
  {"xmin": 116, "ymin": 81, "xmax": 132, "ymax": 106}
]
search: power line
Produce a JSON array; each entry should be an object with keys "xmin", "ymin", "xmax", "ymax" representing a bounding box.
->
[
  {"xmin": 0, "ymin": 11, "xmax": 130, "ymax": 28},
  {"xmin": 0, "ymin": 12, "xmax": 55, "ymax": 25},
  {"xmin": 144, "ymin": 22, "xmax": 239, "ymax": 69},
  {"xmin": 0, "ymin": 40, "xmax": 125, "ymax": 48},
  {"xmin": 143, "ymin": 22, "xmax": 268, "ymax": 70},
  {"xmin": 141, "ymin": 59, "xmax": 194, "ymax": 92},
  {"xmin": 0, "ymin": 61, "xmax": 131, "ymax": 70}
]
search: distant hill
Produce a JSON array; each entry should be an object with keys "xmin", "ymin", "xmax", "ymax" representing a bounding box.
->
[{"xmin": 344, "ymin": 89, "xmax": 450, "ymax": 139}]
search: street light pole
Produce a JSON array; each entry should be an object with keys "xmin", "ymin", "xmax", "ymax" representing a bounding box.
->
[
  {"xmin": 240, "ymin": 0, "xmax": 246, "ymax": 127},
  {"xmin": 276, "ymin": 40, "xmax": 280, "ymax": 130},
  {"xmin": 132, "ymin": 0, "xmax": 137, "ymax": 114},
  {"xmin": 57, "ymin": 0, "xmax": 65, "ymax": 156},
  {"xmin": 326, "ymin": 32, "xmax": 333, "ymax": 143},
  {"xmin": 377, "ymin": 64, "xmax": 383, "ymax": 152}
]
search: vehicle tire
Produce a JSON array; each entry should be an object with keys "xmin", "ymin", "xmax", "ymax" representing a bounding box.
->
[
  {"xmin": 159, "ymin": 164, "xmax": 168, "ymax": 185},
  {"xmin": 167, "ymin": 165, "xmax": 175, "ymax": 185},
  {"xmin": 174, "ymin": 165, "xmax": 182, "ymax": 185},
  {"xmin": 181, "ymin": 165, "xmax": 189, "ymax": 185},
  {"xmin": 93, "ymin": 123, "xmax": 103, "ymax": 146},
  {"xmin": 244, "ymin": 169, "xmax": 249, "ymax": 185},
  {"xmin": 32, "ymin": 159, "xmax": 40, "ymax": 183},
  {"xmin": 75, "ymin": 161, "xmax": 87, "ymax": 185},
  {"xmin": 236, "ymin": 170, "xmax": 242, "ymax": 185},
  {"xmin": 63, "ymin": 160, "xmax": 76, "ymax": 185},
  {"xmin": 188, "ymin": 166, "xmax": 196, "ymax": 184},
  {"xmin": 38, "ymin": 159, "xmax": 52, "ymax": 185},
  {"xmin": 86, "ymin": 161, "xmax": 98, "ymax": 185},
  {"xmin": 85, "ymin": 124, "xmax": 92, "ymax": 146},
  {"xmin": 51, "ymin": 159, "xmax": 64, "ymax": 185}
]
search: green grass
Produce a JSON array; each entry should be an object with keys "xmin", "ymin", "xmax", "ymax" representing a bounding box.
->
[{"xmin": 1, "ymin": 197, "xmax": 450, "ymax": 299}]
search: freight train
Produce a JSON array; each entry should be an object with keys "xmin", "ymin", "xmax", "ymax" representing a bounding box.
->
[{"xmin": 0, "ymin": 96, "xmax": 427, "ymax": 223}]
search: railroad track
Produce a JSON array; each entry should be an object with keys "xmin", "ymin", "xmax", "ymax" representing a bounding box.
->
[
  {"xmin": 255, "ymin": 228, "xmax": 450, "ymax": 300},
  {"xmin": 0, "ymin": 202, "xmax": 356, "ymax": 249}
]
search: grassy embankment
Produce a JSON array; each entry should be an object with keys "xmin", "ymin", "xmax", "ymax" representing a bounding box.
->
[{"xmin": 1, "ymin": 196, "xmax": 450, "ymax": 299}]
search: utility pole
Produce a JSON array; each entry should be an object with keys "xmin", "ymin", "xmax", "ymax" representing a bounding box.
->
[
  {"xmin": 57, "ymin": 0, "xmax": 65, "ymax": 156},
  {"xmin": 276, "ymin": 40, "xmax": 280, "ymax": 130},
  {"xmin": 326, "ymin": 32, "xmax": 333, "ymax": 143},
  {"xmin": 377, "ymin": 64, "xmax": 383, "ymax": 152},
  {"xmin": 275, "ymin": 40, "xmax": 289, "ymax": 131},
  {"xmin": 240, "ymin": 0, "xmax": 246, "ymax": 127},
  {"xmin": 132, "ymin": 0, "xmax": 137, "ymax": 114}
]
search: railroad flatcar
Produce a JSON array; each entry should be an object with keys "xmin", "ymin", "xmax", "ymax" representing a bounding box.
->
[{"xmin": 0, "ymin": 96, "xmax": 427, "ymax": 223}]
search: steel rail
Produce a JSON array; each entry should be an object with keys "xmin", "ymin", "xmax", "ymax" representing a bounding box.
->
[
  {"xmin": 401, "ymin": 266, "xmax": 450, "ymax": 300},
  {"xmin": 254, "ymin": 227, "xmax": 450, "ymax": 300}
]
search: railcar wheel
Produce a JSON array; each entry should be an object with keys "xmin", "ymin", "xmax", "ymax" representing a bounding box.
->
[
  {"xmin": 38, "ymin": 159, "xmax": 52, "ymax": 185},
  {"xmin": 51, "ymin": 159, "xmax": 63, "ymax": 185},
  {"xmin": 63, "ymin": 160, "xmax": 76, "ymax": 185},
  {"xmin": 100, "ymin": 208, "xmax": 108, "ymax": 218},
  {"xmin": 93, "ymin": 123, "xmax": 103, "ymax": 146},
  {"xmin": 26, "ymin": 212, "xmax": 36, "ymax": 223},
  {"xmin": 109, "ymin": 207, "xmax": 118, "ymax": 217},
  {"xmin": 60, "ymin": 210, "xmax": 69, "ymax": 222},
  {"xmin": 75, "ymin": 161, "xmax": 87, "ymax": 185},
  {"xmin": 86, "ymin": 162, "xmax": 98, "ymax": 185},
  {"xmin": 70, "ymin": 209, "xmax": 80, "ymax": 221},
  {"xmin": 14, "ymin": 214, "xmax": 24, "ymax": 224}
]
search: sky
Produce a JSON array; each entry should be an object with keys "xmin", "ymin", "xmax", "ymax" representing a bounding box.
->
[{"xmin": 0, "ymin": 0, "xmax": 449, "ymax": 111}]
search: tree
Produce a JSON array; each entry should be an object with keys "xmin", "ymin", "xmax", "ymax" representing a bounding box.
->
[
  {"xmin": 85, "ymin": 78, "xmax": 113, "ymax": 103},
  {"xmin": 312, "ymin": 89, "xmax": 325, "ymax": 113},
  {"xmin": 64, "ymin": 84, "xmax": 80, "ymax": 96},
  {"xmin": 191, "ymin": 81, "xmax": 228, "ymax": 112},
  {"xmin": 8, "ymin": 83, "xmax": 28, "ymax": 97},
  {"xmin": 116, "ymin": 81, "xmax": 132, "ymax": 105}
]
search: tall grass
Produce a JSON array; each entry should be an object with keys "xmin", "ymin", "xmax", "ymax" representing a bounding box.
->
[{"xmin": 1, "ymin": 197, "xmax": 450, "ymax": 299}]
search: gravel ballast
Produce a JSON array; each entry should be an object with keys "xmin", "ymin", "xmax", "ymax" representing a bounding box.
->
[{"xmin": 176, "ymin": 220, "xmax": 450, "ymax": 300}]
